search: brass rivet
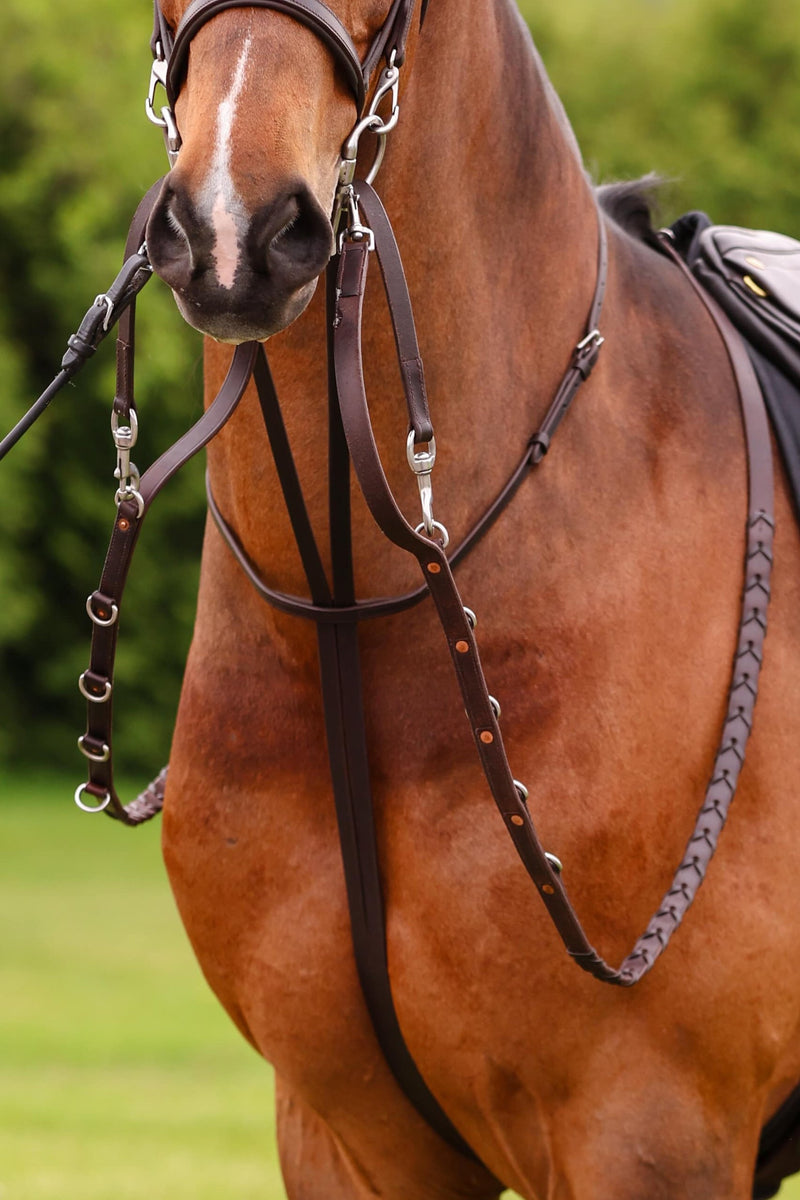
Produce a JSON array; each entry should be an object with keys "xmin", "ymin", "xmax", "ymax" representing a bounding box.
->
[
  {"xmin": 480, "ymin": 730, "xmax": 494, "ymax": 744},
  {"xmin": 427, "ymin": 562, "xmax": 441, "ymax": 574},
  {"xmin": 542, "ymin": 884, "xmax": 555, "ymax": 895},
  {"xmin": 118, "ymin": 518, "xmax": 130, "ymax": 532},
  {"xmin": 511, "ymin": 815, "xmax": 524, "ymax": 827},
  {"xmin": 455, "ymin": 640, "xmax": 469, "ymax": 654}
]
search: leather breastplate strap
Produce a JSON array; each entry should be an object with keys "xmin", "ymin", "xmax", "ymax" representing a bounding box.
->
[
  {"xmin": 77, "ymin": 177, "xmax": 775, "ymax": 1160},
  {"xmin": 329, "ymin": 205, "xmax": 775, "ymax": 988}
]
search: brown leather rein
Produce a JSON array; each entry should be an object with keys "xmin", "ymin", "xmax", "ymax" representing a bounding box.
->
[{"xmin": 22, "ymin": 0, "xmax": 774, "ymax": 1165}]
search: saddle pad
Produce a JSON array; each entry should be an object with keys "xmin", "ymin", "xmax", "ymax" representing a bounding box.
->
[
  {"xmin": 669, "ymin": 213, "xmax": 800, "ymax": 529},
  {"xmin": 694, "ymin": 223, "xmax": 800, "ymax": 388}
]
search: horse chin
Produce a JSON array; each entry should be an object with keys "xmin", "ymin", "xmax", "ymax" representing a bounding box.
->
[{"xmin": 170, "ymin": 276, "xmax": 320, "ymax": 344}]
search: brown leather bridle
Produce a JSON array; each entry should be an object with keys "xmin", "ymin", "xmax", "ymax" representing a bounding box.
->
[{"xmin": 67, "ymin": 0, "xmax": 776, "ymax": 1166}]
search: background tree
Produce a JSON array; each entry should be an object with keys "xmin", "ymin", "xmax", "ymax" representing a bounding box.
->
[{"xmin": 0, "ymin": 0, "xmax": 798, "ymax": 780}]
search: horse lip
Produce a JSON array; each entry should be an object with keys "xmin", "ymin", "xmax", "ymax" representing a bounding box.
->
[{"xmin": 170, "ymin": 273, "xmax": 319, "ymax": 343}]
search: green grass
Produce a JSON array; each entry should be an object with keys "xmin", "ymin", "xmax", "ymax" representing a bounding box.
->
[
  {"xmin": 1, "ymin": 774, "xmax": 283, "ymax": 1200},
  {"xmin": 3, "ymin": 774, "xmax": 799, "ymax": 1199}
]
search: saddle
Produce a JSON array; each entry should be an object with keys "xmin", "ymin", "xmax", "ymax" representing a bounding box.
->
[
  {"xmin": 669, "ymin": 212, "xmax": 800, "ymax": 1199},
  {"xmin": 672, "ymin": 213, "xmax": 800, "ymax": 527}
]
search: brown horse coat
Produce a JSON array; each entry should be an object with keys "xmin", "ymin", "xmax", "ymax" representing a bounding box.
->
[{"xmin": 145, "ymin": 2, "xmax": 800, "ymax": 1196}]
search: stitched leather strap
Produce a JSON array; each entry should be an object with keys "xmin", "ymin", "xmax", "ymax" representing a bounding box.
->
[
  {"xmin": 157, "ymin": 0, "xmax": 422, "ymax": 114},
  {"xmin": 356, "ymin": 185, "xmax": 433, "ymax": 441},
  {"xmin": 165, "ymin": 0, "xmax": 366, "ymax": 111},
  {"xmin": 78, "ymin": 339, "xmax": 258, "ymax": 824},
  {"xmin": 331, "ymin": 217, "xmax": 775, "ymax": 986},
  {"xmin": 205, "ymin": 179, "xmax": 606, "ymax": 619}
]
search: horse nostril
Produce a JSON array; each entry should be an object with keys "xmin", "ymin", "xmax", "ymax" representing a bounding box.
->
[
  {"xmin": 249, "ymin": 186, "xmax": 334, "ymax": 286},
  {"xmin": 146, "ymin": 180, "xmax": 211, "ymax": 290},
  {"xmin": 269, "ymin": 204, "xmax": 301, "ymax": 253}
]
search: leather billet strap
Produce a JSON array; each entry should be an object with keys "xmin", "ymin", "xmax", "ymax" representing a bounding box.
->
[
  {"xmin": 332, "ymin": 217, "xmax": 775, "ymax": 986},
  {"xmin": 356, "ymin": 186, "xmax": 432, "ymax": 441},
  {"xmin": 153, "ymin": 0, "xmax": 424, "ymax": 116}
]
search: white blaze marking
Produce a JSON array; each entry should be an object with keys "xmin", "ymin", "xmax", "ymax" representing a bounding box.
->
[{"xmin": 207, "ymin": 37, "xmax": 251, "ymax": 289}]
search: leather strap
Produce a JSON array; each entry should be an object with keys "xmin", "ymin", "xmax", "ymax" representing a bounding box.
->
[
  {"xmin": 316, "ymin": 617, "xmax": 476, "ymax": 1158},
  {"xmin": 78, "ymin": 339, "xmax": 258, "ymax": 824},
  {"xmin": 165, "ymin": 0, "xmax": 366, "ymax": 111},
  {"xmin": 356, "ymin": 186, "xmax": 433, "ymax": 441},
  {"xmin": 330, "ymin": 215, "xmax": 775, "ymax": 987},
  {"xmin": 156, "ymin": 0, "xmax": 422, "ymax": 115},
  {"xmin": 0, "ymin": 179, "xmax": 165, "ymax": 464}
]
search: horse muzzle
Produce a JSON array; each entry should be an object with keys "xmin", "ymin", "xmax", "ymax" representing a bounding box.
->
[{"xmin": 145, "ymin": 174, "xmax": 334, "ymax": 342}]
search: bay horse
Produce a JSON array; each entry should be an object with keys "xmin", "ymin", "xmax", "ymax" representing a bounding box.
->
[{"xmin": 140, "ymin": 0, "xmax": 800, "ymax": 1196}]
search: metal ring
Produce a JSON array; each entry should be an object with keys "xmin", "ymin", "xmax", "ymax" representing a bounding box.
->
[
  {"xmin": 463, "ymin": 607, "xmax": 477, "ymax": 630},
  {"xmin": 86, "ymin": 594, "xmax": 119, "ymax": 627},
  {"xmin": 513, "ymin": 779, "xmax": 529, "ymax": 802},
  {"xmin": 114, "ymin": 487, "xmax": 145, "ymax": 519},
  {"xmin": 74, "ymin": 783, "xmax": 112, "ymax": 814},
  {"xmin": 489, "ymin": 695, "xmax": 501, "ymax": 721},
  {"xmin": 415, "ymin": 520, "xmax": 450, "ymax": 549},
  {"xmin": 406, "ymin": 430, "xmax": 436, "ymax": 474},
  {"xmin": 111, "ymin": 407, "xmax": 139, "ymax": 448},
  {"xmin": 78, "ymin": 672, "xmax": 111, "ymax": 704},
  {"xmin": 77, "ymin": 735, "xmax": 111, "ymax": 763},
  {"xmin": 545, "ymin": 852, "xmax": 563, "ymax": 875}
]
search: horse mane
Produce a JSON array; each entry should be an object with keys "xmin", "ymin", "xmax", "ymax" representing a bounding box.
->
[{"xmin": 596, "ymin": 174, "xmax": 663, "ymax": 242}]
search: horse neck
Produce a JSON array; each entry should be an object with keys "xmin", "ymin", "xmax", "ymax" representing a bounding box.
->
[{"xmin": 205, "ymin": 0, "xmax": 602, "ymax": 608}]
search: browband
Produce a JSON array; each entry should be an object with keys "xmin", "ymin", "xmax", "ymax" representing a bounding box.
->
[{"xmin": 152, "ymin": 0, "xmax": 425, "ymax": 115}]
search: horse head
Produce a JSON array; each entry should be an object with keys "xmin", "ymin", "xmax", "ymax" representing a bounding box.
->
[{"xmin": 146, "ymin": 0, "xmax": 403, "ymax": 343}]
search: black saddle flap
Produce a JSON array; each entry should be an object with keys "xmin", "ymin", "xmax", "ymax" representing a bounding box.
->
[{"xmin": 693, "ymin": 224, "xmax": 800, "ymax": 387}]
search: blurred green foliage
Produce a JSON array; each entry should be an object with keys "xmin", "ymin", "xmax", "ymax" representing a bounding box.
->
[
  {"xmin": 0, "ymin": 0, "xmax": 798, "ymax": 777},
  {"xmin": 523, "ymin": 0, "xmax": 800, "ymax": 235}
]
